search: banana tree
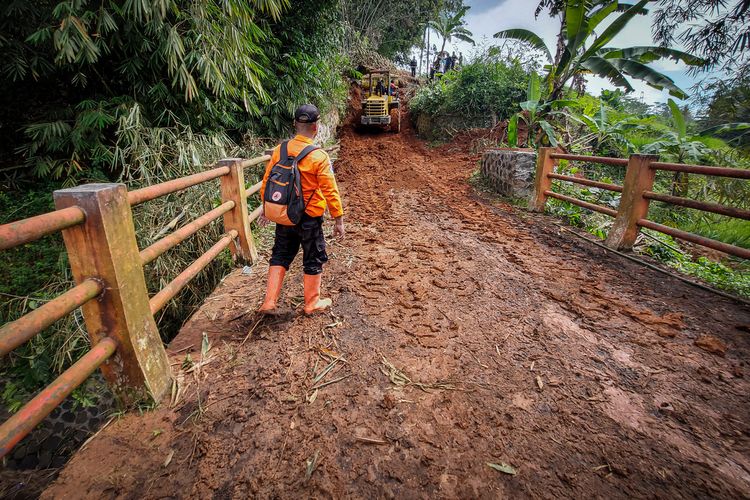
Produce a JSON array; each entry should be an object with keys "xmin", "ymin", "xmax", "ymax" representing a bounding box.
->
[
  {"xmin": 495, "ymin": 0, "xmax": 706, "ymax": 101},
  {"xmin": 507, "ymin": 72, "xmax": 572, "ymax": 147},
  {"xmin": 557, "ymin": 103, "xmax": 639, "ymax": 153}
]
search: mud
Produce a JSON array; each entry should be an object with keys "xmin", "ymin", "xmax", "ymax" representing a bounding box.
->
[{"xmin": 42, "ymin": 115, "xmax": 750, "ymax": 499}]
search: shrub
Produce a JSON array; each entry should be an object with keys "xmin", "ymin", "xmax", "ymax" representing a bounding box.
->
[{"xmin": 410, "ymin": 58, "xmax": 528, "ymax": 122}]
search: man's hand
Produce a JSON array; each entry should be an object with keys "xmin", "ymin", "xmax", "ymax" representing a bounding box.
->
[
  {"xmin": 254, "ymin": 206, "xmax": 270, "ymax": 227},
  {"xmin": 257, "ymin": 214, "xmax": 270, "ymax": 227},
  {"xmin": 333, "ymin": 216, "xmax": 345, "ymax": 240}
]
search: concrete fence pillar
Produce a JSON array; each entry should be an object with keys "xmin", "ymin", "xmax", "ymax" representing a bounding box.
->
[
  {"xmin": 54, "ymin": 184, "xmax": 172, "ymax": 405},
  {"xmin": 217, "ymin": 159, "xmax": 258, "ymax": 265},
  {"xmin": 605, "ymin": 154, "xmax": 659, "ymax": 250},
  {"xmin": 529, "ymin": 147, "xmax": 557, "ymax": 212}
]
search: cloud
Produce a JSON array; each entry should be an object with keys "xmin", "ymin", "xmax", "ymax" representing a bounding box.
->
[{"xmin": 466, "ymin": 0, "xmax": 508, "ymax": 15}]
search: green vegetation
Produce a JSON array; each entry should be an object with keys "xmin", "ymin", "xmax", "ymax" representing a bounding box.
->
[
  {"xmin": 506, "ymin": 72, "xmax": 573, "ymax": 147},
  {"xmin": 410, "ymin": 52, "xmax": 528, "ymax": 124}
]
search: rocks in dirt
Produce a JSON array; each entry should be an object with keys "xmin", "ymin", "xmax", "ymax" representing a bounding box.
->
[
  {"xmin": 380, "ymin": 392, "xmax": 397, "ymax": 410},
  {"xmin": 480, "ymin": 149, "xmax": 536, "ymax": 200},
  {"xmin": 623, "ymin": 309, "xmax": 684, "ymax": 338},
  {"xmin": 694, "ymin": 335, "xmax": 728, "ymax": 357}
]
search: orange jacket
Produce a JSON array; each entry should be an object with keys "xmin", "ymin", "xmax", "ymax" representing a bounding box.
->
[{"xmin": 261, "ymin": 135, "xmax": 343, "ymax": 219}]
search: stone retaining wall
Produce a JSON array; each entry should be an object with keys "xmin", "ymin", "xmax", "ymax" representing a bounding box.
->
[{"xmin": 481, "ymin": 149, "xmax": 537, "ymax": 201}]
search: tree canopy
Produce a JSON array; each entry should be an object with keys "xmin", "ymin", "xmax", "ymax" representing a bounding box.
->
[
  {"xmin": 0, "ymin": 0, "xmax": 353, "ymax": 182},
  {"xmin": 653, "ymin": 0, "xmax": 750, "ymax": 80}
]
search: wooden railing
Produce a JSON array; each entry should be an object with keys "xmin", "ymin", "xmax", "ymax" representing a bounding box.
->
[
  {"xmin": 0, "ymin": 155, "xmax": 270, "ymax": 458},
  {"xmin": 531, "ymin": 148, "xmax": 750, "ymax": 260}
]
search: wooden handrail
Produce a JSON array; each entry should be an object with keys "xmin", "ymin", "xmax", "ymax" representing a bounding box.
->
[
  {"xmin": 638, "ymin": 219, "xmax": 750, "ymax": 260},
  {"xmin": 140, "ymin": 201, "xmax": 235, "ymax": 265},
  {"xmin": 0, "ymin": 279, "xmax": 103, "ymax": 357},
  {"xmin": 249, "ymin": 204, "xmax": 263, "ymax": 223},
  {"xmin": 544, "ymin": 190, "xmax": 618, "ymax": 217},
  {"xmin": 246, "ymin": 181, "xmax": 263, "ymax": 198},
  {"xmin": 549, "ymin": 153, "xmax": 628, "ymax": 167},
  {"xmin": 149, "ymin": 230, "xmax": 238, "ymax": 315},
  {"xmin": 0, "ymin": 206, "xmax": 85, "ymax": 251},
  {"xmin": 548, "ymin": 173, "xmax": 623, "ymax": 193},
  {"xmin": 643, "ymin": 191, "xmax": 750, "ymax": 220},
  {"xmin": 241, "ymin": 155, "xmax": 271, "ymax": 169},
  {"xmin": 128, "ymin": 166, "xmax": 231, "ymax": 206},
  {"xmin": 0, "ymin": 337, "xmax": 117, "ymax": 458},
  {"xmin": 531, "ymin": 148, "xmax": 749, "ymax": 260},
  {"xmin": 0, "ymin": 153, "xmax": 272, "ymax": 458},
  {"xmin": 651, "ymin": 161, "xmax": 750, "ymax": 179}
]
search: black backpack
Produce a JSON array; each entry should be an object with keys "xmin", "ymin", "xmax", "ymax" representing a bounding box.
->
[{"xmin": 263, "ymin": 141, "xmax": 319, "ymax": 226}]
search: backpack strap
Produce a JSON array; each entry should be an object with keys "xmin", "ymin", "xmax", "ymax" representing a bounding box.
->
[
  {"xmin": 290, "ymin": 145, "xmax": 321, "ymax": 211},
  {"xmin": 279, "ymin": 141, "xmax": 289, "ymax": 162},
  {"xmin": 292, "ymin": 144, "xmax": 319, "ymax": 164}
]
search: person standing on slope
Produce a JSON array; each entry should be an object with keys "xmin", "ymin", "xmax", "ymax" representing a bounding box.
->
[{"xmin": 257, "ymin": 104, "xmax": 345, "ymax": 315}]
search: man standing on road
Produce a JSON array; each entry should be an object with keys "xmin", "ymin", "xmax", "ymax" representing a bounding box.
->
[{"xmin": 257, "ymin": 104, "xmax": 345, "ymax": 315}]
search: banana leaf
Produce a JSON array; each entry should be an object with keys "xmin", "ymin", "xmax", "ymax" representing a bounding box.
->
[
  {"xmin": 539, "ymin": 120, "xmax": 558, "ymax": 147},
  {"xmin": 598, "ymin": 46, "xmax": 706, "ymax": 66},
  {"xmin": 494, "ymin": 29, "xmax": 552, "ymax": 62},
  {"xmin": 508, "ymin": 114, "xmax": 519, "ymax": 147},
  {"xmin": 699, "ymin": 122, "xmax": 750, "ymax": 136},
  {"xmin": 609, "ymin": 58, "xmax": 687, "ymax": 98},
  {"xmin": 581, "ymin": 0, "xmax": 651, "ymax": 61},
  {"xmin": 580, "ymin": 57, "xmax": 634, "ymax": 92},
  {"xmin": 588, "ymin": 1, "xmax": 619, "ymax": 32},
  {"xmin": 667, "ymin": 98, "xmax": 686, "ymax": 139}
]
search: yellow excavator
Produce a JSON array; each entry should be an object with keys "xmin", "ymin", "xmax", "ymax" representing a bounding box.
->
[{"xmin": 360, "ymin": 70, "xmax": 401, "ymax": 133}]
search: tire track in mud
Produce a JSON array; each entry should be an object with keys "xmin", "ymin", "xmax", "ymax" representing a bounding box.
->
[{"xmin": 44, "ymin": 116, "xmax": 750, "ymax": 499}]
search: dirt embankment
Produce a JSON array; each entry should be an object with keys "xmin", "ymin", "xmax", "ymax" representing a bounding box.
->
[{"xmin": 42, "ymin": 112, "xmax": 750, "ymax": 499}]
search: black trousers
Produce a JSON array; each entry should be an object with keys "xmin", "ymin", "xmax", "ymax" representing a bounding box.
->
[{"xmin": 269, "ymin": 213, "xmax": 328, "ymax": 275}]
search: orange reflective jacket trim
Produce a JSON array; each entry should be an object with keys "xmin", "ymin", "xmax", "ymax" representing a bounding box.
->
[{"xmin": 261, "ymin": 135, "xmax": 344, "ymax": 219}]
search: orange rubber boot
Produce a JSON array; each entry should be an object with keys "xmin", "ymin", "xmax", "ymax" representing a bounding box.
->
[
  {"xmin": 303, "ymin": 273, "xmax": 332, "ymax": 315},
  {"xmin": 258, "ymin": 266, "xmax": 286, "ymax": 315}
]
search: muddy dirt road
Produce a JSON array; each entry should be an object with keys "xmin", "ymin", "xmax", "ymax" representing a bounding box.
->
[{"xmin": 44, "ymin": 118, "xmax": 750, "ymax": 499}]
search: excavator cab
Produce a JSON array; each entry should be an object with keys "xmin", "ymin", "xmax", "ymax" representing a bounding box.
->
[{"xmin": 360, "ymin": 70, "xmax": 401, "ymax": 133}]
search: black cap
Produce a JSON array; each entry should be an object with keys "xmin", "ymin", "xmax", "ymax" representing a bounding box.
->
[{"xmin": 294, "ymin": 104, "xmax": 320, "ymax": 123}]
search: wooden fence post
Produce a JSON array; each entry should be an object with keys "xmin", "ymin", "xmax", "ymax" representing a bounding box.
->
[
  {"xmin": 529, "ymin": 147, "xmax": 556, "ymax": 212},
  {"xmin": 54, "ymin": 184, "xmax": 171, "ymax": 405},
  {"xmin": 605, "ymin": 154, "xmax": 659, "ymax": 250},
  {"xmin": 217, "ymin": 159, "xmax": 257, "ymax": 265}
]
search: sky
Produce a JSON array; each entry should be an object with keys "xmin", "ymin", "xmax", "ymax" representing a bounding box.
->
[{"xmin": 431, "ymin": 0, "xmax": 704, "ymax": 106}]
